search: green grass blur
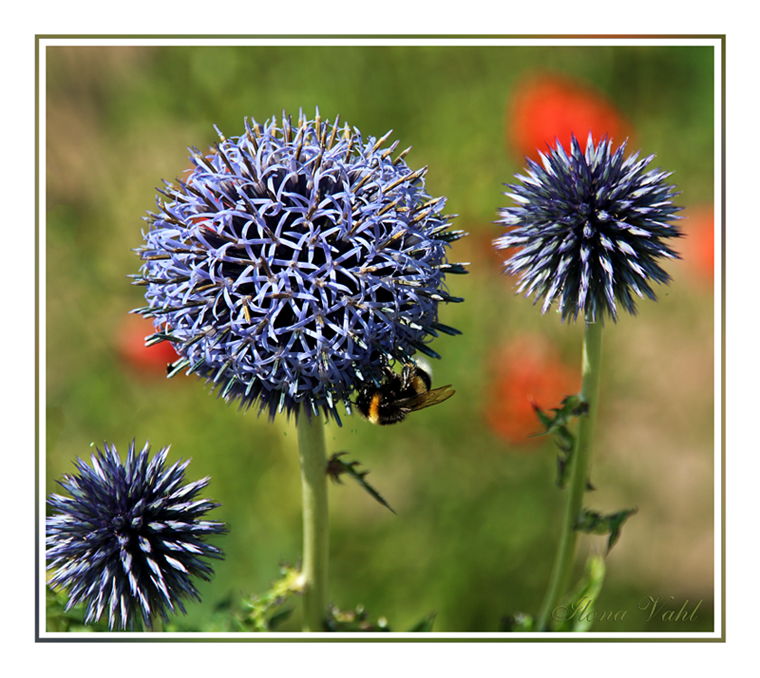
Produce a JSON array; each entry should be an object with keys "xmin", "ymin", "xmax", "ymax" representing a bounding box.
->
[{"xmin": 44, "ymin": 43, "xmax": 715, "ymax": 632}]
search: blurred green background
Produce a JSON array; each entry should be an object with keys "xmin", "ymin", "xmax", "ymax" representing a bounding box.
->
[{"xmin": 44, "ymin": 43, "xmax": 715, "ymax": 632}]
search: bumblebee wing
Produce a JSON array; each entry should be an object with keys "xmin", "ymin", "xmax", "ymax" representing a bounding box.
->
[{"xmin": 399, "ymin": 385, "xmax": 455, "ymax": 412}]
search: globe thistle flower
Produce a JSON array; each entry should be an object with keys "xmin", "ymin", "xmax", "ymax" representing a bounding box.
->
[
  {"xmin": 495, "ymin": 134, "xmax": 682, "ymax": 322},
  {"xmin": 133, "ymin": 110, "xmax": 466, "ymax": 423},
  {"xmin": 46, "ymin": 441, "xmax": 226, "ymax": 631}
]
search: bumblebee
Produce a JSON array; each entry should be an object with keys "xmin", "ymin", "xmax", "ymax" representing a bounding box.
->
[{"xmin": 354, "ymin": 358, "xmax": 455, "ymax": 425}]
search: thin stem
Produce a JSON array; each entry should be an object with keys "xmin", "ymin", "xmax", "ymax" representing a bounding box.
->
[
  {"xmin": 536, "ymin": 318, "xmax": 603, "ymax": 631},
  {"xmin": 297, "ymin": 413, "xmax": 329, "ymax": 632}
]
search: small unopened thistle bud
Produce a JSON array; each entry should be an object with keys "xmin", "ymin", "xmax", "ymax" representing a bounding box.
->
[
  {"xmin": 495, "ymin": 134, "xmax": 682, "ymax": 322},
  {"xmin": 46, "ymin": 441, "xmax": 226, "ymax": 630}
]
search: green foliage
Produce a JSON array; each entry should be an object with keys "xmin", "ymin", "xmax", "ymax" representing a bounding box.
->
[
  {"xmin": 575, "ymin": 508, "xmax": 639, "ymax": 554},
  {"xmin": 327, "ymin": 452, "xmax": 395, "ymax": 514},
  {"xmin": 532, "ymin": 394, "xmax": 590, "ymax": 489},
  {"xmin": 552, "ymin": 554, "xmax": 607, "ymax": 632},
  {"xmin": 46, "ymin": 587, "xmax": 85, "ymax": 632},
  {"xmin": 207, "ymin": 564, "xmax": 437, "ymax": 632},
  {"xmin": 46, "ymin": 586, "xmax": 110, "ymax": 633},
  {"xmin": 326, "ymin": 605, "xmax": 436, "ymax": 632},
  {"xmin": 227, "ymin": 565, "xmax": 304, "ymax": 632}
]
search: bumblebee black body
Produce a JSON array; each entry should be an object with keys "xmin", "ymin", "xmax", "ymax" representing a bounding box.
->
[{"xmin": 355, "ymin": 359, "xmax": 454, "ymax": 425}]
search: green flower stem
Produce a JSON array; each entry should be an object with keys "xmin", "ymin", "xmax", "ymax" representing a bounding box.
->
[
  {"xmin": 537, "ymin": 318, "xmax": 603, "ymax": 631},
  {"xmin": 297, "ymin": 414, "xmax": 329, "ymax": 632}
]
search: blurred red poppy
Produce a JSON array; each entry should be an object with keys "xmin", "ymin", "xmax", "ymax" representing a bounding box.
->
[
  {"xmin": 462, "ymin": 227, "xmax": 513, "ymax": 273},
  {"xmin": 507, "ymin": 73, "xmax": 632, "ymax": 162},
  {"xmin": 678, "ymin": 204, "xmax": 715, "ymax": 287},
  {"xmin": 485, "ymin": 336, "xmax": 579, "ymax": 446},
  {"xmin": 117, "ymin": 314, "xmax": 179, "ymax": 375}
]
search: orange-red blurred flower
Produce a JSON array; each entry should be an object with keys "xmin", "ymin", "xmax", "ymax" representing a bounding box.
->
[
  {"xmin": 507, "ymin": 73, "xmax": 632, "ymax": 162},
  {"xmin": 464, "ymin": 227, "xmax": 515, "ymax": 273},
  {"xmin": 678, "ymin": 204, "xmax": 714, "ymax": 287},
  {"xmin": 485, "ymin": 336, "xmax": 579, "ymax": 446},
  {"xmin": 117, "ymin": 315, "xmax": 178, "ymax": 375}
]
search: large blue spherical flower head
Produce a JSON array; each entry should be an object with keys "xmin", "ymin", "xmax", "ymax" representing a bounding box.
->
[
  {"xmin": 495, "ymin": 134, "xmax": 682, "ymax": 322},
  {"xmin": 46, "ymin": 441, "xmax": 226, "ymax": 631},
  {"xmin": 133, "ymin": 111, "xmax": 465, "ymax": 423}
]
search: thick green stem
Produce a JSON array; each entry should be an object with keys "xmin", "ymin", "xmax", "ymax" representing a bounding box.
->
[
  {"xmin": 536, "ymin": 319, "xmax": 603, "ymax": 631},
  {"xmin": 297, "ymin": 414, "xmax": 329, "ymax": 632}
]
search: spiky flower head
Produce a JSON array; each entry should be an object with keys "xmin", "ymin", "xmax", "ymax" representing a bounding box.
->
[
  {"xmin": 495, "ymin": 134, "xmax": 682, "ymax": 322},
  {"xmin": 133, "ymin": 110, "xmax": 465, "ymax": 423},
  {"xmin": 46, "ymin": 441, "xmax": 226, "ymax": 631}
]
